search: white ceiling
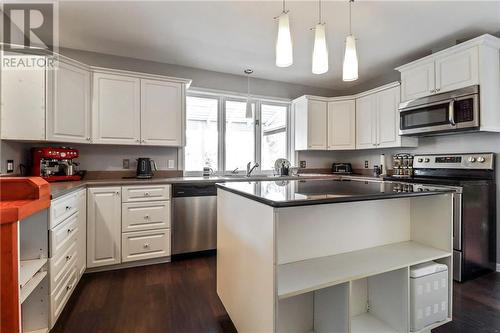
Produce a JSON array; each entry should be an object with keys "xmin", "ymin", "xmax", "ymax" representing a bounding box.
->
[{"xmin": 58, "ymin": 1, "xmax": 500, "ymax": 90}]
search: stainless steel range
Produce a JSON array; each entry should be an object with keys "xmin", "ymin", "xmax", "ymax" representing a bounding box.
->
[{"xmin": 385, "ymin": 153, "xmax": 496, "ymax": 282}]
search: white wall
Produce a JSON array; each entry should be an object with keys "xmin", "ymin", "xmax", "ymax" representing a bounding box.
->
[
  {"xmin": 298, "ymin": 130, "xmax": 500, "ymax": 266},
  {"xmin": 0, "ymin": 141, "xmax": 178, "ymax": 174}
]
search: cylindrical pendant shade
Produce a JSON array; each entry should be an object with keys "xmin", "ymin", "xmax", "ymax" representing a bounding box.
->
[
  {"xmin": 342, "ymin": 34, "xmax": 358, "ymax": 81},
  {"xmin": 312, "ymin": 24, "xmax": 328, "ymax": 74},
  {"xmin": 276, "ymin": 12, "xmax": 293, "ymax": 67},
  {"xmin": 246, "ymin": 100, "xmax": 253, "ymax": 119}
]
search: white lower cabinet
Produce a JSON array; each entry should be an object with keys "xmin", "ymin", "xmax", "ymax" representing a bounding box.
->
[
  {"xmin": 87, "ymin": 187, "xmax": 122, "ymax": 268},
  {"xmin": 48, "ymin": 189, "xmax": 86, "ymax": 328},
  {"xmin": 122, "ymin": 229, "xmax": 171, "ymax": 263}
]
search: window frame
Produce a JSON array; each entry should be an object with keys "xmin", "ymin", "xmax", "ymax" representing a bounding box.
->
[{"xmin": 183, "ymin": 89, "xmax": 290, "ymax": 176}]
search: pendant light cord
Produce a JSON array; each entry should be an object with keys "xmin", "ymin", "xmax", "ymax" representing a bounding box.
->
[
  {"xmin": 247, "ymin": 74, "xmax": 250, "ymax": 99},
  {"xmin": 349, "ymin": 0, "xmax": 353, "ymax": 35},
  {"xmin": 282, "ymin": 0, "xmax": 285, "ymax": 13},
  {"xmin": 318, "ymin": 0, "xmax": 322, "ymax": 24}
]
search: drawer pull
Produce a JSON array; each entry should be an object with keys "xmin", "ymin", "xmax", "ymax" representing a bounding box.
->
[
  {"xmin": 65, "ymin": 206, "xmax": 71, "ymax": 210},
  {"xmin": 67, "ymin": 228, "xmax": 73, "ymax": 234},
  {"xmin": 66, "ymin": 284, "xmax": 73, "ymax": 291},
  {"xmin": 143, "ymin": 243, "xmax": 150, "ymax": 249},
  {"xmin": 144, "ymin": 215, "xmax": 150, "ymax": 220},
  {"xmin": 66, "ymin": 255, "xmax": 72, "ymax": 261},
  {"xmin": 144, "ymin": 192, "xmax": 150, "ymax": 197}
]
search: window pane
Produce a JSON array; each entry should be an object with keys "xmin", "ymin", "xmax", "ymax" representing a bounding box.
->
[
  {"xmin": 261, "ymin": 104, "xmax": 287, "ymax": 170},
  {"xmin": 185, "ymin": 96, "xmax": 218, "ymax": 171},
  {"xmin": 225, "ymin": 100, "xmax": 255, "ymax": 171}
]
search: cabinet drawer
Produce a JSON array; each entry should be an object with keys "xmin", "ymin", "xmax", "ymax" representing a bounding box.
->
[
  {"xmin": 49, "ymin": 241, "xmax": 77, "ymax": 290},
  {"xmin": 50, "ymin": 266, "xmax": 77, "ymax": 326},
  {"xmin": 122, "ymin": 185, "xmax": 170, "ymax": 202},
  {"xmin": 122, "ymin": 201, "xmax": 171, "ymax": 232},
  {"xmin": 122, "ymin": 229, "xmax": 170, "ymax": 263},
  {"xmin": 51, "ymin": 192, "xmax": 78, "ymax": 228},
  {"xmin": 50, "ymin": 212, "xmax": 79, "ymax": 256}
]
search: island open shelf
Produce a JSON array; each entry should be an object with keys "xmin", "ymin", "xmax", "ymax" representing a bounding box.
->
[
  {"xmin": 216, "ymin": 180, "xmax": 455, "ymax": 333},
  {"xmin": 278, "ymin": 241, "xmax": 450, "ymax": 299}
]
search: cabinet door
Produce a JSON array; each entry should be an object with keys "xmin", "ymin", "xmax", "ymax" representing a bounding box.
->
[
  {"xmin": 400, "ymin": 61, "xmax": 435, "ymax": 102},
  {"xmin": 1, "ymin": 56, "xmax": 46, "ymax": 140},
  {"xmin": 75, "ymin": 189, "xmax": 86, "ymax": 277},
  {"xmin": 92, "ymin": 73, "xmax": 140, "ymax": 144},
  {"xmin": 47, "ymin": 61, "xmax": 91, "ymax": 143},
  {"xmin": 327, "ymin": 100, "xmax": 355, "ymax": 150},
  {"xmin": 377, "ymin": 86, "xmax": 401, "ymax": 148},
  {"xmin": 435, "ymin": 47, "xmax": 479, "ymax": 94},
  {"xmin": 141, "ymin": 79, "xmax": 183, "ymax": 146},
  {"xmin": 355, "ymin": 95, "xmax": 377, "ymax": 149},
  {"xmin": 307, "ymin": 99, "xmax": 328, "ymax": 150},
  {"xmin": 87, "ymin": 187, "xmax": 122, "ymax": 268}
]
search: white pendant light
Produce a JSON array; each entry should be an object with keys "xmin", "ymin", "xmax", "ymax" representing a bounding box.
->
[
  {"xmin": 244, "ymin": 69, "xmax": 253, "ymax": 119},
  {"xmin": 312, "ymin": 0, "xmax": 328, "ymax": 74},
  {"xmin": 343, "ymin": 0, "xmax": 359, "ymax": 81},
  {"xmin": 275, "ymin": 0, "xmax": 293, "ymax": 67}
]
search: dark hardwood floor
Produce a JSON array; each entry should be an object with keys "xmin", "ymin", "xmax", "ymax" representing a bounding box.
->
[{"xmin": 53, "ymin": 255, "xmax": 500, "ymax": 333}]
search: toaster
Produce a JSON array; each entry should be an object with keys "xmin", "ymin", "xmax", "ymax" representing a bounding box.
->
[{"xmin": 332, "ymin": 163, "xmax": 353, "ymax": 174}]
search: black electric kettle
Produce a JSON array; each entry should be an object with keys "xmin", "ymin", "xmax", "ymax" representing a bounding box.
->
[{"xmin": 136, "ymin": 158, "xmax": 157, "ymax": 179}]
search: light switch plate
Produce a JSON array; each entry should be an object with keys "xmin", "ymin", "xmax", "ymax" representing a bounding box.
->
[
  {"xmin": 168, "ymin": 160, "xmax": 175, "ymax": 169},
  {"xmin": 6, "ymin": 160, "xmax": 14, "ymax": 173},
  {"xmin": 123, "ymin": 159, "xmax": 130, "ymax": 169},
  {"xmin": 299, "ymin": 160, "xmax": 307, "ymax": 168},
  {"xmin": 364, "ymin": 160, "xmax": 369, "ymax": 168}
]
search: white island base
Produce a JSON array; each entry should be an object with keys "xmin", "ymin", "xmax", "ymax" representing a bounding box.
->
[{"xmin": 216, "ymin": 189, "xmax": 454, "ymax": 333}]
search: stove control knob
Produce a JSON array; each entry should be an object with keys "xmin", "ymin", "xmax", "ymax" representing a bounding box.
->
[
  {"xmin": 477, "ymin": 156, "xmax": 486, "ymax": 163},
  {"xmin": 468, "ymin": 157, "xmax": 476, "ymax": 163},
  {"xmin": 424, "ymin": 158, "xmax": 430, "ymax": 163},
  {"xmin": 417, "ymin": 158, "xmax": 423, "ymax": 163}
]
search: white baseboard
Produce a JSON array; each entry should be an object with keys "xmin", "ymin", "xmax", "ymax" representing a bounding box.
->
[
  {"xmin": 85, "ymin": 256, "xmax": 171, "ymax": 274},
  {"xmin": 496, "ymin": 263, "xmax": 500, "ymax": 272}
]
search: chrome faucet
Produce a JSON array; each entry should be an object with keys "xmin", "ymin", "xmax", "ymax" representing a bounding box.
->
[{"xmin": 246, "ymin": 162, "xmax": 259, "ymax": 177}]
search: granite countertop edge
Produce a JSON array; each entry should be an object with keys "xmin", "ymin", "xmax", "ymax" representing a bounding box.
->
[{"xmin": 215, "ymin": 183, "xmax": 455, "ymax": 208}]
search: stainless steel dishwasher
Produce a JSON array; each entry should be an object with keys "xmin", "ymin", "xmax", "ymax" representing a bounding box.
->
[{"xmin": 172, "ymin": 183, "xmax": 217, "ymax": 255}]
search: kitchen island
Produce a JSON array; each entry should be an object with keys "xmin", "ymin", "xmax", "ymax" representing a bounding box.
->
[{"xmin": 216, "ymin": 179, "xmax": 454, "ymax": 333}]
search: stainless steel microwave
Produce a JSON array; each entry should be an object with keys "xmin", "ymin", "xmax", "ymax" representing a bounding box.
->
[{"xmin": 399, "ymin": 85, "xmax": 479, "ymax": 136}]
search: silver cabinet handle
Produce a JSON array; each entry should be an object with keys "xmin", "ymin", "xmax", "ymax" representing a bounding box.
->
[
  {"xmin": 66, "ymin": 206, "xmax": 71, "ymax": 210},
  {"xmin": 67, "ymin": 228, "xmax": 73, "ymax": 233},
  {"xmin": 144, "ymin": 192, "xmax": 150, "ymax": 196},
  {"xmin": 66, "ymin": 284, "xmax": 73, "ymax": 291},
  {"xmin": 136, "ymin": 139, "xmax": 140, "ymax": 143},
  {"xmin": 143, "ymin": 243, "xmax": 150, "ymax": 248},
  {"xmin": 66, "ymin": 255, "xmax": 72, "ymax": 261},
  {"xmin": 436, "ymin": 88, "xmax": 441, "ymax": 92},
  {"xmin": 144, "ymin": 215, "xmax": 150, "ymax": 219},
  {"xmin": 115, "ymin": 191, "xmax": 120, "ymax": 195}
]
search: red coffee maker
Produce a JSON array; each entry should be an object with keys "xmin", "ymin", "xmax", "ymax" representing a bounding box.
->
[{"xmin": 31, "ymin": 147, "xmax": 82, "ymax": 182}]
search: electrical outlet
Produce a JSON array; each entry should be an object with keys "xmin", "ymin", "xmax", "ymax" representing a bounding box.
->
[
  {"xmin": 168, "ymin": 160, "xmax": 175, "ymax": 169},
  {"xmin": 6, "ymin": 160, "xmax": 14, "ymax": 173},
  {"xmin": 123, "ymin": 159, "xmax": 130, "ymax": 169},
  {"xmin": 364, "ymin": 160, "xmax": 369, "ymax": 168},
  {"xmin": 299, "ymin": 160, "xmax": 307, "ymax": 168}
]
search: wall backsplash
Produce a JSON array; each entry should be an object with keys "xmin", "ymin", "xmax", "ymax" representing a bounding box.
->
[{"xmin": 0, "ymin": 141, "xmax": 179, "ymax": 174}]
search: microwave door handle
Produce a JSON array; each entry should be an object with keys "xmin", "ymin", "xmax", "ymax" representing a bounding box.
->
[{"xmin": 448, "ymin": 99, "xmax": 456, "ymax": 126}]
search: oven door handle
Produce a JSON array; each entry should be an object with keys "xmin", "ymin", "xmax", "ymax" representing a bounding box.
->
[{"xmin": 448, "ymin": 98, "xmax": 456, "ymax": 126}]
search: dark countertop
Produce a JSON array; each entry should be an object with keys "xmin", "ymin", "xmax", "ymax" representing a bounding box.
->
[
  {"xmin": 49, "ymin": 174, "xmax": 346, "ymax": 200},
  {"xmin": 216, "ymin": 178, "xmax": 454, "ymax": 207}
]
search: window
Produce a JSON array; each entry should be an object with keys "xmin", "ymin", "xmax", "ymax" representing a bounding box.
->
[
  {"xmin": 225, "ymin": 100, "xmax": 255, "ymax": 172},
  {"xmin": 185, "ymin": 96, "xmax": 218, "ymax": 172},
  {"xmin": 184, "ymin": 91, "xmax": 290, "ymax": 175},
  {"xmin": 260, "ymin": 104, "xmax": 288, "ymax": 171}
]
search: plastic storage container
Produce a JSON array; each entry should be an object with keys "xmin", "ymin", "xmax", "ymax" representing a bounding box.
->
[{"xmin": 410, "ymin": 262, "xmax": 448, "ymax": 332}]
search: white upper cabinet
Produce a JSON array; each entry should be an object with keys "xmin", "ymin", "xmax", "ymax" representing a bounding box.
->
[
  {"xmin": 400, "ymin": 61, "xmax": 435, "ymax": 102},
  {"xmin": 140, "ymin": 79, "xmax": 183, "ymax": 146},
  {"xmin": 294, "ymin": 97, "xmax": 328, "ymax": 150},
  {"xmin": 92, "ymin": 72, "xmax": 141, "ymax": 145},
  {"xmin": 356, "ymin": 84, "xmax": 418, "ymax": 150},
  {"xmin": 328, "ymin": 100, "xmax": 355, "ymax": 150},
  {"xmin": 397, "ymin": 35, "xmax": 499, "ymax": 103},
  {"xmin": 355, "ymin": 94, "xmax": 377, "ymax": 149},
  {"xmin": 377, "ymin": 86, "xmax": 401, "ymax": 148},
  {"xmin": 87, "ymin": 187, "xmax": 122, "ymax": 268},
  {"xmin": 434, "ymin": 47, "xmax": 479, "ymax": 94},
  {"xmin": 47, "ymin": 60, "xmax": 91, "ymax": 143},
  {"xmin": 1, "ymin": 55, "xmax": 46, "ymax": 140}
]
